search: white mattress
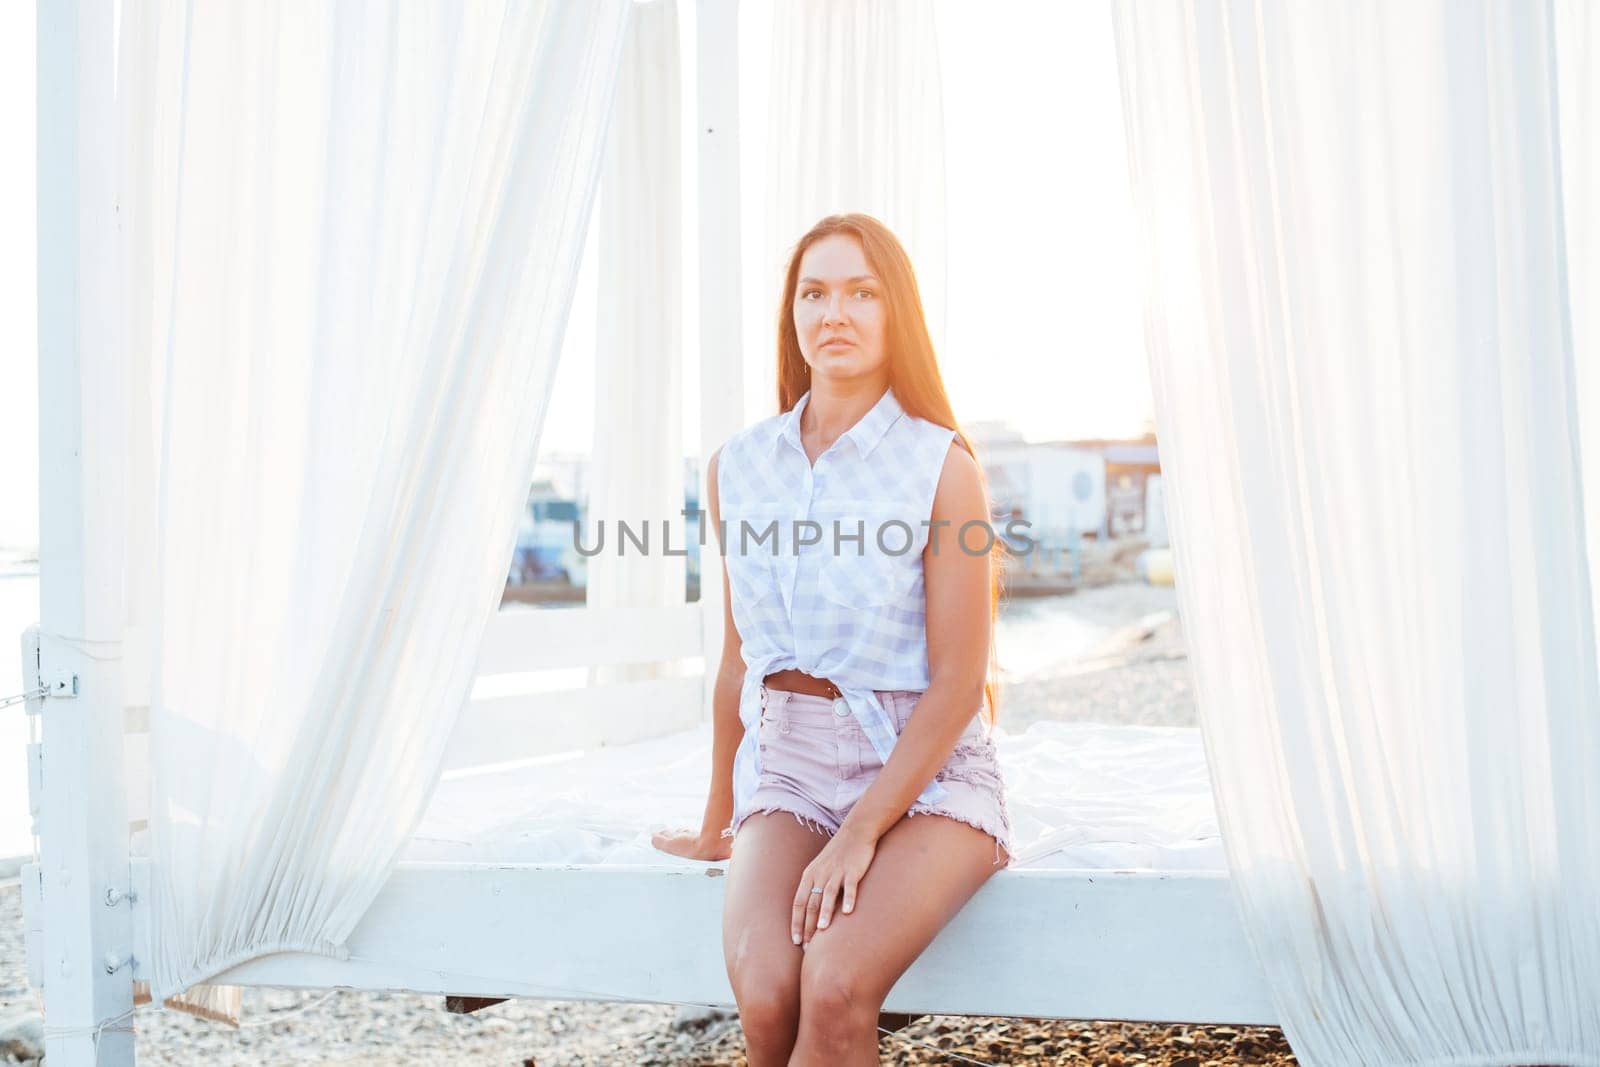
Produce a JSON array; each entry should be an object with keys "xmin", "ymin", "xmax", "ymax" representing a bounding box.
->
[{"xmin": 402, "ymin": 720, "xmax": 1225, "ymax": 872}]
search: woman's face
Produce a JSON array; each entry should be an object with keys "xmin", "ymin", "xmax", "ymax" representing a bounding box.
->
[{"xmin": 793, "ymin": 233, "xmax": 888, "ymax": 383}]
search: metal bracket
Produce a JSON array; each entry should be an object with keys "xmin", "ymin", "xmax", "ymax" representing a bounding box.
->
[
  {"xmin": 45, "ymin": 671, "xmax": 79, "ymax": 699},
  {"xmin": 2, "ymin": 677, "xmax": 78, "ymax": 711}
]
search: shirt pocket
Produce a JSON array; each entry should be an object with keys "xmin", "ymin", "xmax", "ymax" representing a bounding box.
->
[{"xmin": 815, "ymin": 504, "xmax": 923, "ymax": 609}]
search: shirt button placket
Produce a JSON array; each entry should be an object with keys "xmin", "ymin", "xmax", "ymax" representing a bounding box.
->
[{"xmin": 794, "ymin": 459, "xmax": 816, "ymax": 623}]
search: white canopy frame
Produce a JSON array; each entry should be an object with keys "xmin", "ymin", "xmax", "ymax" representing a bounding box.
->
[{"xmin": 19, "ymin": 1, "xmax": 1272, "ymax": 1063}]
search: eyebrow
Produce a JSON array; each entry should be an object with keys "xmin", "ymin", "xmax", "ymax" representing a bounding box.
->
[{"xmin": 798, "ymin": 275, "xmax": 879, "ymax": 286}]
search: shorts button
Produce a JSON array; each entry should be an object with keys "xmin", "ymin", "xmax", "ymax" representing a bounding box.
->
[{"xmin": 833, "ymin": 698, "xmax": 851, "ymax": 718}]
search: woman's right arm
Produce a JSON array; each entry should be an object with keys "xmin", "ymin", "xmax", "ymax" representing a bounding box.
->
[{"xmin": 651, "ymin": 445, "xmax": 744, "ymax": 861}]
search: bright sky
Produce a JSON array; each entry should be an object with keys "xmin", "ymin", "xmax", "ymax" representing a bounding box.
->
[
  {"xmin": 0, "ymin": 0, "xmax": 1152, "ymax": 552},
  {"xmin": 539, "ymin": 0, "xmax": 1152, "ymax": 458},
  {"xmin": 934, "ymin": 0, "xmax": 1152, "ymax": 444}
]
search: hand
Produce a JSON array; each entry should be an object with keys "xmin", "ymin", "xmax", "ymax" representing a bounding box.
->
[
  {"xmin": 651, "ymin": 826, "xmax": 732, "ymax": 862},
  {"xmin": 792, "ymin": 827, "xmax": 878, "ymax": 947}
]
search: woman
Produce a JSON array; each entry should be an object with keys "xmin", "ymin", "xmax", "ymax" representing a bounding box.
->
[{"xmin": 653, "ymin": 213, "xmax": 1012, "ymax": 1065}]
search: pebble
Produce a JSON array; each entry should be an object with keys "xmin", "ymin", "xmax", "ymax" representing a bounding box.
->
[{"xmin": 0, "ymin": 1010, "xmax": 44, "ymax": 1064}]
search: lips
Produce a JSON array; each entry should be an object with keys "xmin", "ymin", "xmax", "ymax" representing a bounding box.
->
[{"xmin": 821, "ymin": 339, "xmax": 854, "ymax": 349}]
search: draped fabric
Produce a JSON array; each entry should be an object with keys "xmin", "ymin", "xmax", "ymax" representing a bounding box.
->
[
  {"xmin": 116, "ymin": 0, "xmax": 637, "ymax": 1017},
  {"xmin": 754, "ymin": 0, "xmax": 947, "ymax": 422},
  {"xmin": 587, "ymin": 0, "xmax": 687, "ymax": 691},
  {"xmin": 1564, "ymin": 0, "xmax": 1600, "ymax": 656},
  {"xmin": 1111, "ymin": 2, "xmax": 1600, "ymax": 1064}
]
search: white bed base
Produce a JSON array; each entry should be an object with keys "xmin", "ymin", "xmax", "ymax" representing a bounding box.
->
[
  {"xmin": 25, "ymin": 2, "xmax": 1277, "ymax": 1061},
  {"xmin": 18, "ymin": 860, "xmax": 1276, "ymax": 1026},
  {"xmin": 27, "ymin": 590, "xmax": 1280, "ymax": 1028}
]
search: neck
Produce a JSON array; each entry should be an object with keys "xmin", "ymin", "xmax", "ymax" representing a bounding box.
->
[{"xmin": 804, "ymin": 378, "xmax": 886, "ymax": 443}]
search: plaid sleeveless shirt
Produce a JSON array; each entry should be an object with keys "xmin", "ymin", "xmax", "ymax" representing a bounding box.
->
[{"xmin": 716, "ymin": 385, "xmax": 959, "ymax": 827}]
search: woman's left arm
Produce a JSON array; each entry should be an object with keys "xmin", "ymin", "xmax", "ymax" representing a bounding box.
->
[
  {"xmin": 792, "ymin": 442, "xmax": 992, "ymax": 944},
  {"xmin": 836, "ymin": 439, "xmax": 992, "ymax": 842}
]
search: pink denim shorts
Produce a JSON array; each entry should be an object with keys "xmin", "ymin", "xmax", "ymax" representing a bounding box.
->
[{"xmin": 727, "ymin": 684, "xmax": 1014, "ymax": 867}]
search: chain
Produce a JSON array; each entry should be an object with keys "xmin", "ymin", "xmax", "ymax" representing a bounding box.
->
[{"xmin": 0, "ymin": 686, "xmax": 47, "ymax": 710}]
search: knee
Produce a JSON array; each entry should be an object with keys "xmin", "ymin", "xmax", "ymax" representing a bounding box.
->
[
  {"xmin": 799, "ymin": 954, "xmax": 881, "ymax": 1040},
  {"xmin": 729, "ymin": 968, "xmax": 801, "ymax": 1049}
]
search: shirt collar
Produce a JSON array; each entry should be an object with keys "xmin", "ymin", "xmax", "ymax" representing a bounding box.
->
[{"xmin": 776, "ymin": 385, "xmax": 904, "ymax": 460}]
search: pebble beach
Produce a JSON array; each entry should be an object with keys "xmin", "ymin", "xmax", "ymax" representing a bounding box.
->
[{"xmin": 1, "ymin": 575, "xmax": 1301, "ymax": 1065}]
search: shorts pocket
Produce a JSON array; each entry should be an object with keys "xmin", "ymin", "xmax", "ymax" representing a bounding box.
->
[{"xmin": 756, "ymin": 694, "xmax": 788, "ymax": 754}]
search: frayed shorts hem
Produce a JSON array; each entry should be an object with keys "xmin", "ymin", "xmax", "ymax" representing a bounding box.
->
[
  {"xmin": 725, "ymin": 801, "xmax": 838, "ymax": 841},
  {"xmin": 726, "ymin": 792, "xmax": 1013, "ymax": 868},
  {"xmin": 906, "ymin": 802, "xmax": 1012, "ymax": 867}
]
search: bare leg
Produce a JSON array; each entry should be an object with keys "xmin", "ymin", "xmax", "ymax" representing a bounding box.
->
[
  {"xmin": 790, "ymin": 813, "xmax": 1008, "ymax": 1066},
  {"xmin": 721, "ymin": 811, "xmax": 831, "ymax": 1067}
]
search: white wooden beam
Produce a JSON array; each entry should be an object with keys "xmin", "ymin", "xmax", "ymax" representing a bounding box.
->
[
  {"xmin": 440, "ymin": 675, "xmax": 706, "ymax": 772},
  {"xmin": 116, "ymin": 858, "xmax": 1278, "ymax": 1026},
  {"xmin": 34, "ymin": 0, "xmax": 136, "ymax": 1062},
  {"xmin": 695, "ymin": 0, "xmax": 743, "ymax": 701},
  {"xmin": 477, "ymin": 604, "xmax": 704, "ymax": 675}
]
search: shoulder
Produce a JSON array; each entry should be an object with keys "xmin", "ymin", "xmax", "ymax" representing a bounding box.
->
[
  {"xmin": 885, "ymin": 410, "xmax": 960, "ymax": 473},
  {"xmin": 930, "ymin": 436, "xmax": 985, "ymax": 519},
  {"xmin": 725, "ymin": 409, "xmax": 787, "ymax": 456},
  {"xmin": 883, "ymin": 407, "xmax": 954, "ymax": 448},
  {"xmin": 711, "ymin": 411, "xmax": 786, "ymax": 501},
  {"xmin": 933, "ymin": 434, "xmax": 978, "ymax": 474},
  {"xmin": 873, "ymin": 412, "xmax": 967, "ymax": 523},
  {"xmin": 714, "ymin": 413, "xmax": 782, "ymax": 474}
]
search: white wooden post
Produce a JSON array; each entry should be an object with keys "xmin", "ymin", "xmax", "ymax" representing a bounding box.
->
[
  {"xmin": 35, "ymin": 0, "xmax": 136, "ymax": 1062},
  {"xmin": 696, "ymin": 0, "xmax": 743, "ymax": 691}
]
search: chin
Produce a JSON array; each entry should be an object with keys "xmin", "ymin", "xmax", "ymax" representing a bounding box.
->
[
  {"xmin": 814, "ymin": 358, "xmax": 860, "ymax": 378},
  {"xmin": 820, "ymin": 355, "xmax": 886, "ymax": 379},
  {"xmin": 816, "ymin": 346, "xmax": 867, "ymax": 366}
]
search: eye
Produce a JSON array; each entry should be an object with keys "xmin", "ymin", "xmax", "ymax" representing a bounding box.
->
[{"xmin": 799, "ymin": 287, "xmax": 876, "ymax": 300}]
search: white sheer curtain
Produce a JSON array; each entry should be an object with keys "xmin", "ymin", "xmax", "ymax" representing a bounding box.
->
[
  {"xmin": 587, "ymin": 0, "xmax": 686, "ymax": 691},
  {"xmin": 753, "ymin": 0, "xmax": 947, "ymax": 417},
  {"xmin": 116, "ymin": 0, "xmax": 637, "ymax": 1017},
  {"xmin": 1565, "ymin": 0, "xmax": 1600, "ymax": 654},
  {"xmin": 1112, "ymin": 2, "xmax": 1599, "ymax": 1064}
]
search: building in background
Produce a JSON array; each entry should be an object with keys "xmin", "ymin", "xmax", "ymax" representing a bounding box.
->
[
  {"xmin": 508, "ymin": 454, "xmax": 705, "ymax": 604},
  {"xmin": 1143, "ymin": 473, "xmax": 1167, "ymax": 548},
  {"xmin": 968, "ymin": 421, "xmax": 1107, "ymax": 551},
  {"xmin": 968, "ymin": 422, "xmax": 1164, "ymax": 545},
  {"xmin": 1055, "ymin": 435, "xmax": 1161, "ymax": 539}
]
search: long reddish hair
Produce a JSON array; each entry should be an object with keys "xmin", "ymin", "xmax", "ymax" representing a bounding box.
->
[{"xmin": 775, "ymin": 213, "xmax": 1006, "ymax": 727}]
